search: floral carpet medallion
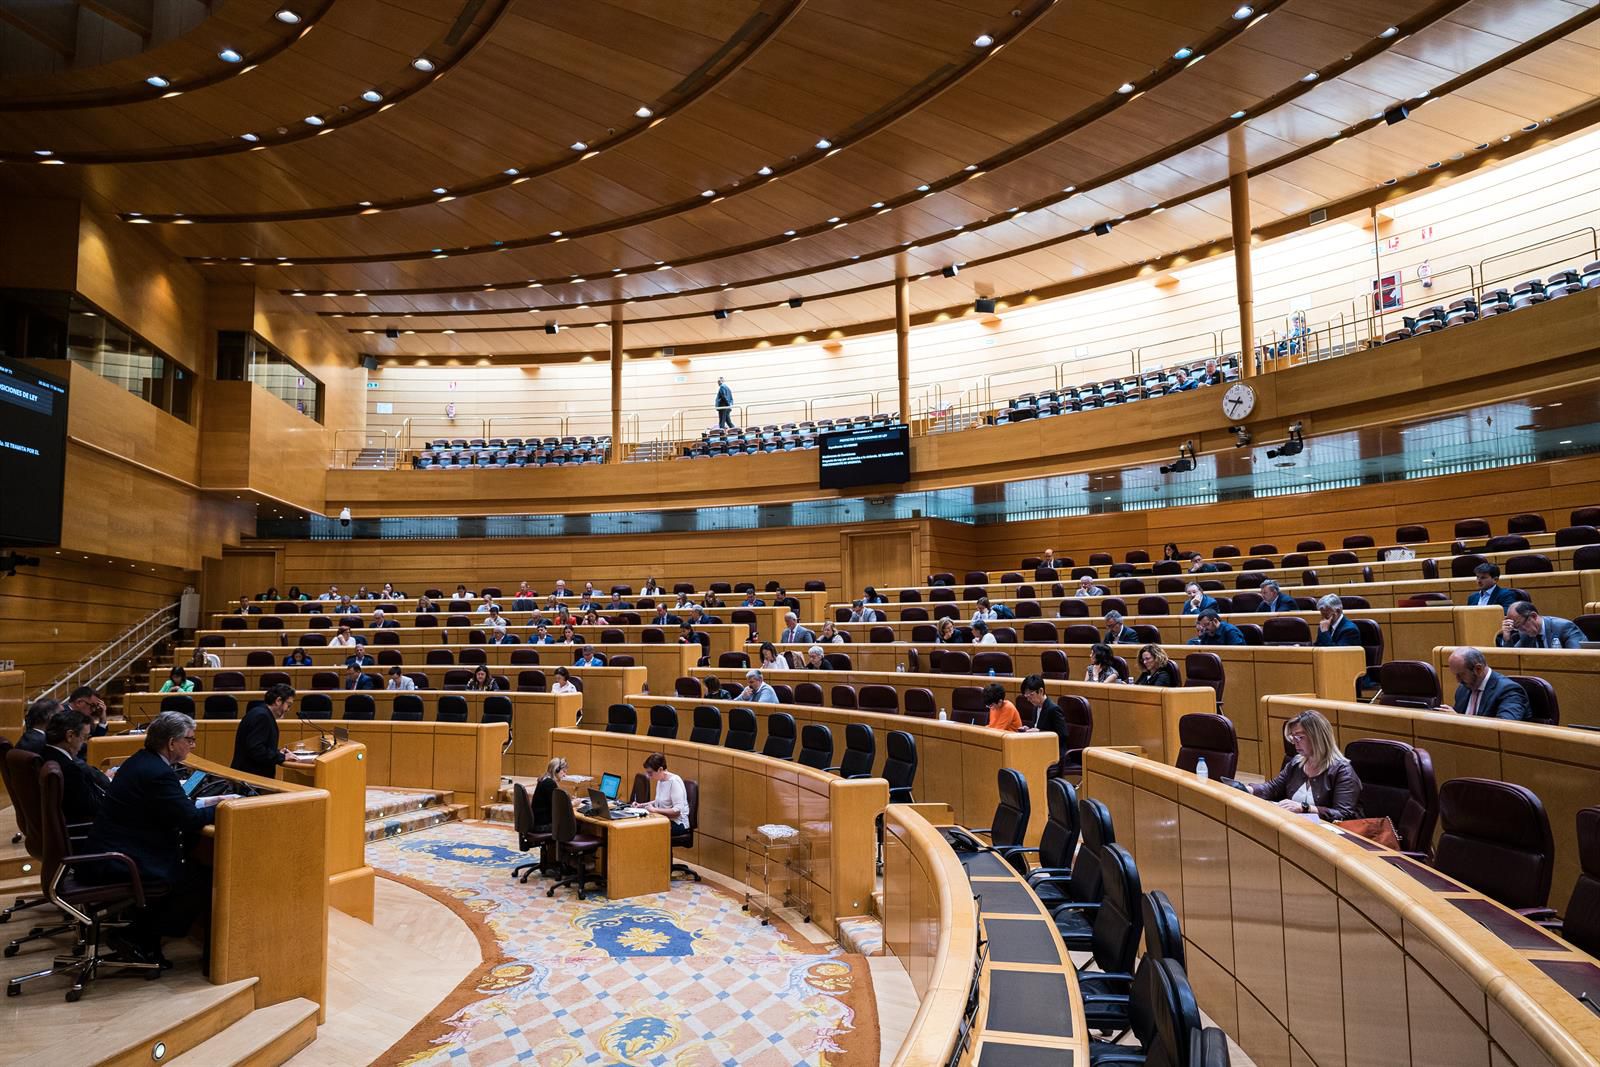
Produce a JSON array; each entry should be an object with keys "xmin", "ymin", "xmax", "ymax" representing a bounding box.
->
[{"xmin": 371, "ymin": 822, "xmax": 877, "ymax": 1066}]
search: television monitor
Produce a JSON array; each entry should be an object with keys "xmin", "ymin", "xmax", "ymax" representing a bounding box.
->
[
  {"xmin": 0, "ymin": 357, "xmax": 69, "ymax": 547},
  {"xmin": 818, "ymin": 424, "xmax": 910, "ymax": 489}
]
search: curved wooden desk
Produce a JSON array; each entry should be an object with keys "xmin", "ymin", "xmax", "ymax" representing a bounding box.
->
[
  {"xmin": 547, "ymin": 727, "xmax": 887, "ymax": 937},
  {"xmin": 1082, "ymin": 747, "xmax": 1600, "ymax": 1067},
  {"xmin": 1427, "ymin": 646, "xmax": 1600, "ymax": 730}
]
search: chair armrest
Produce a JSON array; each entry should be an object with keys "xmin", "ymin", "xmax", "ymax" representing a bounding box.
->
[
  {"xmin": 1078, "ymin": 966, "xmax": 1133, "ymax": 981},
  {"xmin": 1515, "ymin": 907, "xmax": 1560, "ymax": 923},
  {"xmin": 888, "ymin": 787, "xmax": 914, "ymax": 804},
  {"xmin": 62, "ymin": 851, "xmax": 146, "ymax": 906},
  {"xmin": 1048, "ymin": 900, "xmax": 1101, "ymax": 920}
]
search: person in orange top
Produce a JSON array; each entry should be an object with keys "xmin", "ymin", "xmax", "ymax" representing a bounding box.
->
[{"xmin": 982, "ymin": 682, "xmax": 1022, "ymax": 732}]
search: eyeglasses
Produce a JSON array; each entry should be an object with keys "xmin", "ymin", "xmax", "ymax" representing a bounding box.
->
[{"xmin": 181, "ymin": 735, "xmax": 197, "ymax": 743}]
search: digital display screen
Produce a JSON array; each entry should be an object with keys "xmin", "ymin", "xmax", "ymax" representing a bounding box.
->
[
  {"xmin": 818, "ymin": 424, "xmax": 911, "ymax": 489},
  {"xmin": 0, "ymin": 357, "xmax": 69, "ymax": 547}
]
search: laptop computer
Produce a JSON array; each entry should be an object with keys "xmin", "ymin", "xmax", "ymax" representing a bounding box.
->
[
  {"xmin": 599, "ymin": 772, "xmax": 622, "ymax": 802},
  {"xmin": 586, "ymin": 788, "xmax": 615, "ymax": 820},
  {"xmin": 180, "ymin": 770, "xmax": 209, "ymax": 797}
]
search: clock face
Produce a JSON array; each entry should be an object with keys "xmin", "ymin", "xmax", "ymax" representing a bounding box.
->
[{"xmin": 1223, "ymin": 382, "xmax": 1256, "ymax": 419}]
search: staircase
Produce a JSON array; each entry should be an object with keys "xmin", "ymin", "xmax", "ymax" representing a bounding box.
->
[
  {"xmin": 350, "ymin": 447, "xmax": 393, "ymax": 469},
  {"xmin": 363, "ymin": 788, "xmax": 466, "ymax": 842},
  {"xmin": 624, "ymin": 439, "xmax": 680, "ymax": 463},
  {"xmin": 480, "ymin": 777, "xmax": 531, "ymax": 826}
]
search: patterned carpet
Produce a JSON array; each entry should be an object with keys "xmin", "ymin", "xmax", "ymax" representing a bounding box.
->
[{"xmin": 368, "ymin": 822, "xmax": 878, "ymax": 1066}]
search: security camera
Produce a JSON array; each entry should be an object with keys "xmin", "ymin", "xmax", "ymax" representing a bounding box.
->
[
  {"xmin": 1160, "ymin": 440, "xmax": 1197, "ymax": 475},
  {"xmin": 338, "ymin": 507, "xmax": 352, "ymax": 528},
  {"xmin": 1266, "ymin": 422, "xmax": 1306, "ymax": 460}
]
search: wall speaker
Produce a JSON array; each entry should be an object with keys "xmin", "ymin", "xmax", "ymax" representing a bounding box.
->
[
  {"xmin": 1383, "ymin": 105, "xmax": 1409, "ymax": 125},
  {"xmin": 1092, "ymin": 221, "xmax": 1114, "ymax": 236},
  {"xmin": 360, "ymin": 354, "xmax": 378, "ymax": 371},
  {"xmin": 544, "ymin": 323, "xmax": 559, "ymax": 334},
  {"xmin": 714, "ymin": 309, "xmax": 730, "ymax": 320},
  {"xmin": 974, "ymin": 297, "xmax": 997, "ymax": 314},
  {"xmin": 941, "ymin": 264, "xmax": 959, "ymax": 278},
  {"xmin": 787, "ymin": 297, "xmax": 803, "ymax": 309},
  {"xmin": 384, "ymin": 327, "xmax": 399, "ymax": 339}
]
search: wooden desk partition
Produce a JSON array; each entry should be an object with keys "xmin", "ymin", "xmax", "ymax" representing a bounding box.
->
[
  {"xmin": 279, "ymin": 743, "xmax": 375, "ymax": 921},
  {"xmin": 547, "ymin": 727, "xmax": 887, "ymax": 937},
  {"xmin": 882, "ymin": 806, "xmax": 976, "ymax": 1067},
  {"xmin": 1259, "ymin": 694, "xmax": 1600, "ymax": 910},
  {"xmin": 688, "ymin": 666, "xmax": 1213, "ymax": 771},
  {"xmin": 0, "ymin": 670, "xmax": 24, "ymax": 730},
  {"xmin": 1082, "ymin": 748, "xmax": 1600, "ymax": 1067},
  {"xmin": 627, "ymin": 695, "xmax": 1058, "ymax": 845},
  {"xmin": 765, "ymin": 644, "xmax": 1366, "ymax": 776},
  {"xmin": 1428, "ymin": 646, "xmax": 1600, "ymax": 730}
]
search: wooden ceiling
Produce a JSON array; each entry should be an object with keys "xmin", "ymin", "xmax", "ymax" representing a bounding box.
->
[{"xmin": 2, "ymin": 0, "xmax": 1598, "ymax": 359}]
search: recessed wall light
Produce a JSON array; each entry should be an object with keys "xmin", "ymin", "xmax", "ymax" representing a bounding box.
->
[
  {"xmin": 304, "ymin": 115, "xmax": 324, "ymax": 126},
  {"xmin": 757, "ymin": 165, "xmax": 773, "ymax": 176},
  {"xmin": 240, "ymin": 132, "xmax": 260, "ymax": 141},
  {"xmin": 274, "ymin": 9, "xmax": 302, "ymax": 23},
  {"xmin": 701, "ymin": 189, "xmax": 715, "ymax": 197},
  {"xmin": 1379, "ymin": 25, "xmax": 1398, "ymax": 38},
  {"xmin": 870, "ymin": 201, "xmax": 884, "ymax": 209},
  {"xmin": 361, "ymin": 89, "xmax": 383, "ymax": 103},
  {"xmin": 1117, "ymin": 82, "xmax": 1135, "ymax": 93},
  {"xmin": 973, "ymin": 33, "xmax": 994, "ymax": 47},
  {"xmin": 412, "ymin": 56, "xmax": 436, "ymax": 72},
  {"xmin": 1232, "ymin": 5, "xmax": 1254, "ymax": 18},
  {"xmin": 815, "ymin": 138, "xmax": 832, "ymax": 150},
  {"xmin": 503, "ymin": 167, "xmax": 519, "ymax": 175},
  {"xmin": 635, "ymin": 105, "xmax": 653, "ymax": 118},
  {"xmin": 1173, "ymin": 46, "xmax": 1194, "ymax": 60},
  {"xmin": 916, "ymin": 183, "xmax": 930, "ymax": 192},
  {"xmin": 1230, "ymin": 109, "xmax": 1247, "ymax": 119},
  {"xmin": 218, "ymin": 48, "xmax": 243, "ymax": 63},
  {"xmin": 570, "ymin": 140, "xmax": 588, "ymax": 151},
  {"xmin": 1301, "ymin": 71, "xmax": 1319, "ymax": 82},
  {"xmin": 432, "ymin": 187, "xmax": 447, "ymax": 194},
  {"xmin": 32, "ymin": 149, "xmax": 52, "ymax": 156},
  {"xmin": 784, "ymin": 229, "xmax": 797, "ymax": 236},
  {"xmin": 146, "ymin": 75, "xmax": 170, "ymax": 88}
]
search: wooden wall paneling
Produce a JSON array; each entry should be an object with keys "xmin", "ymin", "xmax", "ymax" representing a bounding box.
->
[
  {"xmin": 201, "ymin": 548, "xmax": 279, "ymax": 620},
  {"xmin": 74, "ymin": 202, "xmax": 209, "ymax": 376},
  {"xmin": 842, "ymin": 524, "xmax": 919, "ymax": 595}
]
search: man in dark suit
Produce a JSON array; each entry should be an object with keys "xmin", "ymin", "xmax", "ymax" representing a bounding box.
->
[
  {"xmin": 1446, "ymin": 647, "xmax": 1530, "ymax": 720},
  {"xmin": 38, "ymin": 707, "xmax": 109, "ymax": 823},
  {"xmin": 65, "ymin": 685, "xmax": 111, "ymax": 741},
  {"xmin": 679, "ymin": 622, "xmax": 711, "ymax": 666},
  {"xmin": 16, "ymin": 698, "xmax": 56, "ymax": 754},
  {"xmin": 342, "ymin": 664, "xmax": 379, "ymax": 690},
  {"xmin": 1257, "ymin": 579, "xmax": 1300, "ymax": 613},
  {"xmin": 1313, "ymin": 594, "xmax": 1363, "ymax": 647},
  {"xmin": 1180, "ymin": 583, "xmax": 1218, "ymax": 616},
  {"xmin": 1186, "ymin": 553, "xmax": 1218, "ymax": 574},
  {"xmin": 344, "ymin": 650, "xmax": 376, "ymax": 668},
  {"xmin": 83, "ymin": 710, "xmax": 226, "ymax": 962},
  {"xmin": 231, "ymin": 684, "xmax": 295, "ymax": 779},
  {"xmin": 1017, "ymin": 675, "xmax": 1067, "ymax": 763},
  {"xmin": 487, "ymin": 629, "xmax": 520, "ymax": 645},
  {"xmin": 370, "ymin": 608, "xmax": 401, "ymax": 628},
  {"xmin": 714, "ymin": 376, "xmax": 734, "ymax": 428},
  {"xmin": 1465, "ymin": 563, "xmax": 1518, "ymax": 610},
  {"xmin": 1496, "ymin": 601, "xmax": 1584, "ymax": 649},
  {"xmin": 1102, "ymin": 611, "xmax": 1141, "ymax": 644},
  {"xmin": 779, "ymin": 612, "xmax": 815, "ymax": 644},
  {"xmin": 651, "ymin": 605, "xmax": 682, "ymax": 627},
  {"xmin": 1190, "ymin": 609, "xmax": 1246, "ymax": 645}
]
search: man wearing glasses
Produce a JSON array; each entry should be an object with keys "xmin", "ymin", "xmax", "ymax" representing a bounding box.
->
[{"xmin": 83, "ymin": 711, "xmax": 235, "ymax": 966}]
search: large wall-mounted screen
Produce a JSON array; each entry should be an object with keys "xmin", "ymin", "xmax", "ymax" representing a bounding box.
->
[
  {"xmin": 0, "ymin": 357, "xmax": 69, "ymax": 547},
  {"xmin": 818, "ymin": 424, "xmax": 911, "ymax": 489}
]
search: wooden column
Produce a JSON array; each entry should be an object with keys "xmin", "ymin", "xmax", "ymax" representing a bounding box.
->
[
  {"xmin": 894, "ymin": 274, "xmax": 911, "ymax": 421},
  {"xmin": 1229, "ymin": 171, "xmax": 1256, "ymax": 378},
  {"xmin": 609, "ymin": 311, "xmax": 624, "ymax": 462}
]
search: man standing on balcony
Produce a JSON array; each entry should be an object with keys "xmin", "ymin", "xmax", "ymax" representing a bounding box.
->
[{"xmin": 714, "ymin": 377, "xmax": 734, "ymax": 428}]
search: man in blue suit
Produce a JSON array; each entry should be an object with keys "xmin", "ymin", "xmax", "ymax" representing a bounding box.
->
[
  {"xmin": 1496, "ymin": 602, "xmax": 1584, "ymax": 649},
  {"xmin": 342, "ymin": 664, "xmax": 379, "ymax": 690},
  {"xmin": 1180, "ymin": 583, "xmax": 1218, "ymax": 616},
  {"xmin": 1257, "ymin": 579, "xmax": 1300, "ymax": 613},
  {"xmin": 1447, "ymin": 647, "xmax": 1530, "ymax": 720},
  {"xmin": 1313, "ymin": 594, "xmax": 1363, "ymax": 646},
  {"xmin": 1189, "ymin": 609, "xmax": 1245, "ymax": 645},
  {"xmin": 714, "ymin": 377, "xmax": 734, "ymax": 428},
  {"xmin": 1465, "ymin": 563, "xmax": 1518, "ymax": 609}
]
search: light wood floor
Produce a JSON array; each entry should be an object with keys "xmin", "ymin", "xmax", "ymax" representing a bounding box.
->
[
  {"xmin": 869, "ymin": 955, "xmax": 919, "ymax": 1067},
  {"xmin": 285, "ymin": 876, "xmax": 481, "ymax": 1066}
]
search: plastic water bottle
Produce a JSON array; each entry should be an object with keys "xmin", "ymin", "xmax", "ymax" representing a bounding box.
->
[
  {"xmin": 988, "ymin": 667, "xmax": 996, "ymax": 677},
  {"xmin": 938, "ymin": 708, "xmax": 947, "ymax": 721},
  {"xmin": 1196, "ymin": 757, "xmax": 1209, "ymax": 781},
  {"xmin": 897, "ymin": 662, "xmax": 905, "ymax": 672}
]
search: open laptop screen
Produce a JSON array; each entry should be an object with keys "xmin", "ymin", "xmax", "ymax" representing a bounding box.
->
[{"xmin": 599, "ymin": 772, "xmax": 621, "ymax": 800}]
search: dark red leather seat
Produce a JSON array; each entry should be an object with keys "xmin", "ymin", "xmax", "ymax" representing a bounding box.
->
[
  {"xmin": 1432, "ymin": 778, "xmax": 1553, "ymax": 911},
  {"xmin": 1346, "ymin": 738, "xmax": 1437, "ymax": 857},
  {"xmin": 1173, "ymin": 713, "xmax": 1237, "ymax": 778},
  {"xmin": 1182, "ymin": 653, "xmax": 1224, "ymax": 710},
  {"xmin": 1454, "ymin": 518, "xmax": 1491, "ymax": 538},
  {"xmin": 1374, "ymin": 660, "xmax": 1441, "ymax": 709}
]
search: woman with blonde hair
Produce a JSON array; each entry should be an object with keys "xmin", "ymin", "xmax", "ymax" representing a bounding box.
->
[
  {"xmin": 526, "ymin": 757, "xmax": 569, "ymax": 869},
  {"xmin": 935, "ymin": 617, "xmax": 958, "ymax": 644},
  {"xmin": 1133, "ymin": 644, "xmax": 1180, "ymax": 687},
  {"xmin": 1250, "ymin": 710, "xmax": 1362, "ymax": 821}
]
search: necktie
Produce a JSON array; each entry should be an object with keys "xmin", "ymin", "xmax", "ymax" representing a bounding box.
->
[{"xmin": 1466, "ymin": 687, "xmax": 1481, "ymax": 716}]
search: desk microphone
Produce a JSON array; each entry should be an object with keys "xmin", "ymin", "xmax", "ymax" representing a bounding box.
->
[{"xmin": 296, "ymin": 709, "xmax": 332, "ymax": 752}]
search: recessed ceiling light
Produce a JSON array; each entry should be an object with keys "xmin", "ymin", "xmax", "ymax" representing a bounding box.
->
[
  {"xmin": 432, "ymin": 187, "xmax": 448, "ymax": 195},
  {"xmin": 548, "ymin": 230, "xmax": 562, "ymax": 237},
  {"xmin": 701, "ymin": 189, "xmax": 716, "ymax": 197},
  {"xmin": 784, "ymin": 229, "xmax": 797, "ymax": 236},
  {"xmin": 1379, "ymin": 25, "xmax": 1398, "ymax": 38},
  {"xmin": 635, "ymin": 105, "xmax": 653, "ymax": 118},
  {"xmin": 916, "ymin": 183, "xmax": 930, "ymax": 192},
  {"xmin": 827, "ymin": 216, "xmax": 840, "ymax": 223},
  {"xmin": 146, "ymin": 75, "xmax": 170, "ymax": 88},
  {"xmin": 757, "ymin": 165, "xmax": 773, "ymax": 176},
  {"xmin": 1117, "ymin": 82, "xmax": 1135, "ymax": 94},
  {"xmin": 1062, "ymin": 185, "xmax": 1076, "ymax": 193},
  {"xmin": 304, "ymin": 115, "xmax": 324, "ymax": 126},
  {"xmin": 33, "ymin": 149, "xmax": 52, "ymax": 156},
  {"xmin": 1230, "ymin": 109, "xmax": 1247, "ymax": 119},
  {"xmin": 275, "ymin": 8, "xmax": 302, "ymax": 23},
  {"xmin": 218, "ymin": 48, "xmax": 242, "ymax": 63},
  {"xmin": 503, "ymin": 167, "xmax": 519, "ymax": 176},
  {"xmin": 1301, "ymin": 71, "xmax": 1319, "ymax": 82},
  {"xmin": 1173, "ymin": 46, "xmax": 1194, "ymax": 60},
  {"xmin": 815, "ymin": 138, "xmax": 832, "ymax": 150},
  {"xmin": 240, "ymin": 132, "xmax": 260, "ymax": 142},
  {"xmin": 412, "ymin": 56, "xmax": 436, "ymax": 72},
  {"xmin": 973, "ymin": 33, "xmax": 994, "ymax": 47},
  {"xmin": 570, "ymin": 140, "xmax": 588, "ymax": 151},
  {"xmin": 361, "ymin": 89, "xmax": 382, "ymax": 103},
  {"xmin": 1232, "ymin": 5, "xmax": 1254, "ymax": 18}
]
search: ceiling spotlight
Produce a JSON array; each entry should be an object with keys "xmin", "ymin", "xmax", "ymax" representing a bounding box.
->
[
  {"xmin": 916, "ymin": 183, "xmax": 930, "ymax": 192},
  {"xmin": 1232, "ymin": 5, "xmax": 1254, "ymax": 18},
  {"xmin": 1301, "ymin": 71, "xmax": 1319, "ymax": 82},
  {"xmin": 548, "ymin": 230, "xmax": 562, "ymax": 237},
  {"xmin": 757, "ymin": 165, "xmax": 773, "ymax": 176},
  {"xmin": 973, "ymin": 33, "xmax": 994, "ymax": 47},
  {"xmin": 815, "ymin": 138, "xmax": 832, "ymax": 150},
  {"xmin": 1379, "ymin": 25, "xmax": 1398, "ymax": 38},
  {"xmin": 504, "ymin": 167, "xmax": 519, "ymax": 175},
  {"xmin": 1092, "ymin": 221, "xmax": 1114, "ymax": 236},
  {"xmin": 701, "ymin": 189, "xmax": 716, "ymax": 197},
  {"xmin": 274, "ymin": 8, "xmax": 302, "ymax": 23},
  {"xmin": 1383, "ymin": 104, "xmax": 1410, "ymax": 125},
  {"xmin": 385, "ymin": 327, "xmax": 399, "ymax": 339},
  {"xmin": 788, "ymin": 296, "xmax": 803, "ymax": 309},
  {"xmin": 146, "ymin": 75, "xmax": 171, "ymax": 88},
  {"xmin": 240, "ymin": 132, "xmax": 260, "ymax": 141},
  {"xmin": 871, "ymin": 201, "xmax": 885, "ymax": 209},
  {"xmin": 32, "ymin": 149, "xmax": 52, "ymax": 156},
  {"xmin": 1117, "ymin": 82, "xmax": 1135, "ymax": 94},
  {"xmin": 635, "ymin": 105, "xmax": 653, "ymax": 118},
  {"xmin": 361, "ymin": 89, "xmax": 383, "ymax": 103},
  {"xmin": 1173, "ymin": 46, "xmax": 1194, "ymax": 60},
  {"xmin": 713, "ymin": 309, "xmax": 730, "ymax": 320},
  {"xmin": 304, "ymin": 115, "xmax": 324, "ymax": 126},
  {"xmin": 545, "ymin": 323, "xmax": 559, "ymax": 334},
  {"xmin": 570, "ymin": 140, "xmax": 588, "ymax": 151},
  {"xmin": 218, "ymin": 48, "xmax": 243, "ymax": 62},
  {"xmin": 942, "ymin": 264, "xmax": 959, "ymax": 278},
  {"xmin": 412, "ymin": 56, "xmax": 436, "ymax": 72}
]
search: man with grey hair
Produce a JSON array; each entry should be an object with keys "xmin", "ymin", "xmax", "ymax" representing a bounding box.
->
[
  {"xmin": 17, "ymin": 697, "xmax": 57, "ymax": 754},
  {"xmin": 1257, "ymin": 579, "xmax": 1299, "ymax": 613},
  {"xmin": 1496, "ymin": 601, "xmax": 1584, "ymax": 649},
  {"xmin": 738, "ymin": 669, "xmax": 779, "ymax": 703},
  {"xmin": 1447, "ymin": 647, "xmax": 1530, "ymax": 720},
  {"xmin": 1313, "ymin": 593, "xmax": 1361, "ymax": 646},
  {"xmin": 1102, "ymin": 610, "xmax": 1139, "ymax": 645},
  {"xmin": 779, "ymin": 612, "xmax": 815, "ymax": 645},
  {"xmin": 83, "ymin": 711, "xmax": 233, "ymax": 963}
]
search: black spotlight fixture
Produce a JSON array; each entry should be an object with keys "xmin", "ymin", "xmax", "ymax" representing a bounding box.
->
[
  {"xmin": 1266, "ymin": 422, "xmax": 1305, "ymax": 459},
  {"xmin": 974, "ymin": 296, "xmax": 997, "ymax": 314},
  {"xmin": 1092, "ymin": 221, "xmax": 1114, "ymax": 236},
  {"xmin": 1383, "ymin": 104, "xmax": 1410, "ymax": 125},
  {"xmin": 788, "ymin": 296, "xmax": 803, "ymax": 309},
  {"xmin": 360, "ymin": 354, "xmax": 378, "ymax": 371},
  {"xmin": 1229, "ymin": 425, "xmax": 1252, "ymax": 448},
  {"xmin": 941, "ymin": 264, "xmax": 959, "ymax": 278},
  {"xmin": 544, "ymin": 322, "xmax": 559, "ymax": 335},
  {"xmin": 713, "ymin": 309, "xmax": 730, "ymax": 320},
  {"xmin": 384, "ymin": 327, "xmax": 399, "ymax": 339},
  {"xmin": 1160, "ymin": 440, "xmax": 1197, "ymax": 475}
]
